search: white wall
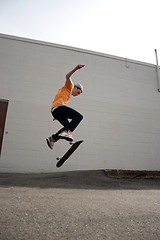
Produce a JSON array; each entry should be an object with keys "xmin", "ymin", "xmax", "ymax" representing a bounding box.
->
[{"xmin": 0, "ymin": 34, "xmax": 160, "ymax": 173}]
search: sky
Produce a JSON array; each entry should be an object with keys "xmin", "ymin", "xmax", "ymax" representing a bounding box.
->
[{"xmin": 0, "ymin": 0, "xmax": 160, "ymax": 64}]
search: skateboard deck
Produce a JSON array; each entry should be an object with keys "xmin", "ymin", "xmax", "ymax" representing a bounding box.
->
[{"xmin": 56, "ymin": 140, "xmax": 84, "ymax": 168}]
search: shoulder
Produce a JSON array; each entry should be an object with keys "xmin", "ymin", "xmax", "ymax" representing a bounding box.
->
[{"xmin": 65, "ymin": 78, "xmax": 74, "ymax": 90}]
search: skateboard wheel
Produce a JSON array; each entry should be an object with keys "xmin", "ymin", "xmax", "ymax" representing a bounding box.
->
[{"xmin": 56, "ymin": 157, "xmax": 60, "ymax": 161}]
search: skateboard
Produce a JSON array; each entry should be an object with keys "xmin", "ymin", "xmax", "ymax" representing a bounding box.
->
[{"xmin": 56, "ymin": 140, "xmax": 84, "ymax": 168}]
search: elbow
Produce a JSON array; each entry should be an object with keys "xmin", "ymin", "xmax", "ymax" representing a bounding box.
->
[
  {"xmin": 66, "ymin": 74, "xmax": 70, "ymax": 82},
  {"xmin": 66, "ymin": 74, "xmax": 69, "ymax": 80}
]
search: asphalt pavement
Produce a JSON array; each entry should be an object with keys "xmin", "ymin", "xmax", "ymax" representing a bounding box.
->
[{"xmin": 0, "ymin": 170, "xmax": 160, "ymax": 240}]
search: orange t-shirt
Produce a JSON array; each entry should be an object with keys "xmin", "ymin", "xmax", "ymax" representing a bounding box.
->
[{"xmin": 51, "ymin": 80, "xmax": 74, "ymax": 110}]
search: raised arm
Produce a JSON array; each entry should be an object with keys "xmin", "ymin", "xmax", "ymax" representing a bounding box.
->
[{"xmin": 66, "ymin": 64, "xmax": 85, "ymax": 83}]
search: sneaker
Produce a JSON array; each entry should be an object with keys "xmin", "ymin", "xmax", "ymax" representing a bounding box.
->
[
  {"xmin": 46, "ymin": 136, "xmax": 55, "ymax": 149},
  {"xmin": 58, "ymin": 130, "xmax": 73, "ymax": 142}
]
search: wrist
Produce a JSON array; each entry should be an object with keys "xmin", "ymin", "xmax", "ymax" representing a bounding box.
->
[{"xmin": 75, "ymin": 65, "xmax": 79, "ymax": 70}]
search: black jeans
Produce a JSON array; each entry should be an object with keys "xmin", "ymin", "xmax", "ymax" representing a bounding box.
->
[{"xmin": 51, "ymin": 106, "xmax": 83, "ymax": 142}]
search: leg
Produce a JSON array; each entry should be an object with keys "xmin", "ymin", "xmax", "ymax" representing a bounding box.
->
[
  {"xmin": 65, "ymin": 108, "xmax": 83, "ymax": 132},
  {"xmin": 52, "ymin": 106, "xmax": 83, "ymax": 141},
  {"xmin": 52, "ymin": 116, "xmax": 70, "ymax": 142}
]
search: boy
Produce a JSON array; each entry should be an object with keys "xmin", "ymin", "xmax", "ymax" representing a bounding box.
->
[{"xmin": 46, "ymin": 64, "xmax": 85, "ymax": 149}]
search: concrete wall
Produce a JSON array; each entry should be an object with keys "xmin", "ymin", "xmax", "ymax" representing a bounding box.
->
[{"xmin": 0, "ymin": 33, "xmax": 160, "ymax": 173}]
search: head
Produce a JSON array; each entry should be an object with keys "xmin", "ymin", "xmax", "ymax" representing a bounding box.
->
[{"xmin": 72, "ymin": 83, "xmax": 83, "ymax": 97}]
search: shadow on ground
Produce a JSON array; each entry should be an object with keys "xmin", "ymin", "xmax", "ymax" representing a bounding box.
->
[{"xmin": 0, "ymin": 170, "xmax": 160, "ymax": 190}]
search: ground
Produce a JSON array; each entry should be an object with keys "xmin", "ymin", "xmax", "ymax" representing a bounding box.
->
[{"xmin": 0, "ymin": 170, "xmax": 160, "ymax": 240}]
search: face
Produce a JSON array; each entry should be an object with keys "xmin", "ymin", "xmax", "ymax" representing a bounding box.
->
[{"xmin": 72, "ymin": 87, "xmax": 82, "ymax": 96}]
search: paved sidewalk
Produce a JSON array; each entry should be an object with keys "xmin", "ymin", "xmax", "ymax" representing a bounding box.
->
[{"xmin": 0, "ymin": 170, "xmax": 160, "ymax": 240}]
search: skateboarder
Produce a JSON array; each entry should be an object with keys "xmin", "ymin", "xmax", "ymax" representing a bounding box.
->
[{"xmin": 46, "ymin": 64, "xmax": 85, "ymax": 149}]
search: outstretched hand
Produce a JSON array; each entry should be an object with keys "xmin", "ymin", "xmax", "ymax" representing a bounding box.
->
[
  {"xmin": 76, "ymin": 64, "xmax": 85, "ymax": 69},
  {"xmin": 66, "ymin": 64, "xmax": 85, "ymax": 82}
]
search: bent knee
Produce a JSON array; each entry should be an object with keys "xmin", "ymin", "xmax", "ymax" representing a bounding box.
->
[{"xmin": 79, "ymin": 113, "xmax": 83, "ymax": 121}]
